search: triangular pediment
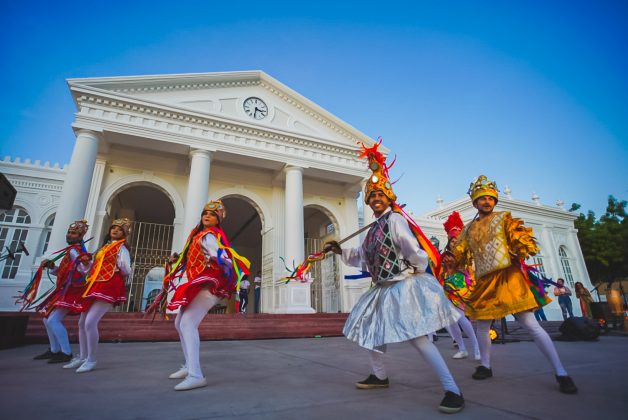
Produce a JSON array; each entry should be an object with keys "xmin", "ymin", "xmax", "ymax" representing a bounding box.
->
[{"xmin": 67, "ymin": 71, "xmax": 379, "ymax": 151}]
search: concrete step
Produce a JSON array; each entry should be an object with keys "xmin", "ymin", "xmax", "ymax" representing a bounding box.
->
[{"xmin": 20, "ymin": 312, "xmax": 349, "ymax": 343}]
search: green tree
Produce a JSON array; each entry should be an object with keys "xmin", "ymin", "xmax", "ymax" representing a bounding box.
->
[{"xmin": 573, "ymin": 196, "xmax": 628, "ymax": 284}]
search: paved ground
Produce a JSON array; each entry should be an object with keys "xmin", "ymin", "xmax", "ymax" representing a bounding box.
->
[{"xmin": 2, "ymin": 334, "xmax": 627, "ymax": 419}]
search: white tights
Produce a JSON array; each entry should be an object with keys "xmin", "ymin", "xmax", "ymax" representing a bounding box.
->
[
  {"xmin": 476, "ymin": 311, "xmax": 567, "ymax": 376},
  {"xmin": 174, "ymin": 289, "xmax": 221, "ymax": 379},
  {"xmin": 43, "ymin": 308, "xmax": 71, "ymax": 355},
  {"xmin": 78, "ymin": 301, "xmax": 112, "ymax": 363},
  {"xmin": 445, "ymin": 306, "xmax": 479, "ymax": 354},
  {"xmin": 369, "ymin": 336, "xmax": 460, "ymax": 395}
]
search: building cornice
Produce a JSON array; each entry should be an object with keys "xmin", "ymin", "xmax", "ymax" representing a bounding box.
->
[
  {"xmin": 67, "ymin": 71, "xmax": 383, "ymax": 153},
  {"xmin": 422, "ymin": 196, "xmax": 577, "ymax": 222},
  {"xmin": 70, "ymin": 90, "xmax": 370, "ymax": 178}
]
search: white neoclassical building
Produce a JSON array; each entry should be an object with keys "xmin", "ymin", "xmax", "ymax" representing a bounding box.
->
[{"xmin": 0, "ymin": 71, "xmax": 593, "ymax": 320}]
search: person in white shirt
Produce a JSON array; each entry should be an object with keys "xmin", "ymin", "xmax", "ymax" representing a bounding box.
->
[{"xmin": 239, "ymin": 275, "xmax": 250, "ymax": 313}]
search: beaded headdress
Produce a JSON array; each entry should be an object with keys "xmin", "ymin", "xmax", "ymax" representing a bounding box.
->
[
  {"xmin": 111, "ymin": 218, "xmax": 132, "ymax": 236},
  {"xmin": 359, "ymin": 138, "xmax": 397, "ymax": 204},
  {"xmin": 68, "ymin": 219, "xmax": 89, "ymax": 236},
  {"xmin": 468, "ymin": 175, "xmax": 499, "ymax": 202},
  {"xmin": 203, "ymin": 199, "xmax": 226, "ymax": 222}
]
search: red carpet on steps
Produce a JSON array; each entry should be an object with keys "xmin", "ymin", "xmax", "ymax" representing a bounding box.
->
[{"xmin": 21, "ymin": 312, "xmax": 349, "ymax": 343}]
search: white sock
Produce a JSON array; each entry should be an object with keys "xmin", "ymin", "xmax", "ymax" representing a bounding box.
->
[
  {"xmin": 84, "ymin": 301, "xmax": 112, "ymax": 363},
  {"xmin": 78, "ymin": 312, "xmax": 87, "ymax": 360},
  {"xmin": 178, "ymin": 289, "xmax": 220, "ymax": 379},
  {"xmin": 47, "ymin": 308, "xmax": 71, "ymax": 355},
  {"xmin": 456, "ymin": 307, "xmax": 479, "ymax": 355},
  {"xmin": 516, "ymin": 311, "xmax": 568, "ymax": 376},
  {"xmin": 447, "ymin": 322, "xmax": 466, "ymax": 352},
  {"xmin": 409, "ymin": 336, "xmax": 461, "ymax": 395},
  {"xmin": 43, "ymin": 316, "xmax": 60, "ymax": 353},
  {"xmin": 174, "ymin": 310, "xmax": 188, "ymax": 369},
  {"xmin": 368, "ymin": 350, "xmax": 387, "ymax": 380},
  {"xmin": 476, "ymin": 320, "xmax": 493, "ymax": 368}
]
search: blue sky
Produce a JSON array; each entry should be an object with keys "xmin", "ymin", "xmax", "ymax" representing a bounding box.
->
[{"xmin": 1, "ymin": 1, "xmax": 626, "ymax": 217}]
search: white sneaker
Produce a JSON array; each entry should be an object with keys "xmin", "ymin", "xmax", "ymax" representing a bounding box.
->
[
  {"xmin": 76, "ymin": 361, "xmax": 97, "ymax": 373},
  {"xmin": 63, "ymin": 358, "xmax": 85, "ymax": 369},
  {"xmin": 174, "ymin": 376, "xmax": 208, "ymax": 391},
  {"xmin": 474, "ymin": 350, "xmax": 481, "ymax": 361},
  {"xmin": 452, "ymin": 350, "xmax": 469, "ymax": 359},
  {"xmin": 169, "ymin": 365, "xmax": 188, "ymax": 379}
]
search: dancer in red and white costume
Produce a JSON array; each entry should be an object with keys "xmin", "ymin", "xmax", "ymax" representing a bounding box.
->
[
  {"xmin": 33, "ymin": 220, "xmax": 90, "ymax": 364},
  {"xmin": 66, "ymin": 218, "xmax": 132, "ymax": 373},
  {"xmin": 167, "ymin": 199, "xmax": 243, "ymax": 391}
]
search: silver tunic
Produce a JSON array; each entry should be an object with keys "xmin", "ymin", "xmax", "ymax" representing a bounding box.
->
[{"xmin": 342, "ymin": 209, "xmax": 460, "ymax": 352}]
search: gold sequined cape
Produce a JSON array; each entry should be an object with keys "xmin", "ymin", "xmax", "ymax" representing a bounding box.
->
[{"xmin": 454, "ymin": 211, "xmax": 551, "ymax": 320}]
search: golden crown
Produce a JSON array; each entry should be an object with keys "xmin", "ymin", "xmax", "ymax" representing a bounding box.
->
[
  {"xmin": 203, "ymin": 199, "xmax": 226, "ymax": 221},
  {"xmin": 359, "ymin": 139, "xmax": 397, "ymax": 204},
  {"xmin": 111, "ymin": 217, "xmax": 132, "ymax": 235},
  {"xmin": 468, "ymin": 175, "xmax": 499, "ymax": 202},
  {"xmin": 68, "ymin": 219, "xmax": 89, "ymax": 235}
]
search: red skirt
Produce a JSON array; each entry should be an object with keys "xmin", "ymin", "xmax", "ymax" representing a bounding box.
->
[
  {"xmin": 167, "ymin": 265, "xmax": 233, "ymax": 311},
  {"xmin": 51, "ymin": 285, "xmax": 86, "ymax": 314},
  {"xmin": 82, "ymin": 272, "xmax": 127, "ymax": 311}
]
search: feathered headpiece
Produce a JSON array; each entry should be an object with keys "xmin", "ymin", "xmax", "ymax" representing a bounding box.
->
[
  {"xmin": 68, "ymin": 219, "xmax": 89, "ymax": 236},
  {"xmin": 359, "ymin": 138, "xmax": 397, "ymax": 204},
  {"xmin": 203, "ymin": 199, "xmax": 226, "ymax": 222},
  {"xmin": 443, "ymin": 211, "xmax": 464, "ymax": 239},
  {"xmin": 468, "ymin": 175, "xmax": 499, "ymax": 202},
  {"xmin": 111, "ymin": 218, "xmax": 132, "ymax": 236}
]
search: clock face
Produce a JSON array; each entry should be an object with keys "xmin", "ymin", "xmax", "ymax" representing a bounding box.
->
[{"xmin": 243, "ymin": 97, "xmax": 268, "ymax": 120}]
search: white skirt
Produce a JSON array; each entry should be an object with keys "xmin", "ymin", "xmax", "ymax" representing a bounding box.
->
[{"xmin": 343, "ymin": 273, "xmax": 460, "ymax": 352}]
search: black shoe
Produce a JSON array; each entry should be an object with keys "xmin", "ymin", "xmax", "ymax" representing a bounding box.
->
[
  {"xmin": 472, "ymin": 365, "xmax": 493, "ymax": 380},
  {"xmin": 48, "ymin": 352, "xmax": 73, "ymax": 364},
  {"xmin": 439, "ymin": 391, "xmax": 465, "ymax": 414},
  {"xmin": 556, "ymin": 375, "xmax": 578, "ymax": 394},
  {"xmin": 355, "ymin": 374, "xmax": 389, "ymax": 389},
  {"xmin": 33, "ymin": 349, "xmax": 57, "ymax": 360}
]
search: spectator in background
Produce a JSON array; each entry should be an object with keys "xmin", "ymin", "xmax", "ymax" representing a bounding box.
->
[
  {"xmin": 534, "ymin": 307, "xmax": 548, "ymax": 321},
  {"xmin": 239, "ymin": 275, "xmax": 250, "ymax": 313},
  {"xmin": 254, "ymin": 271, "xmax": 262, "ymax": 313},
  {"xmin": 574, "ymin": 282, "xmax": 593, "ymax": 318},
  {"xmin": 553, "ymin": 278, "xmax": 574, "ymax": 320}
]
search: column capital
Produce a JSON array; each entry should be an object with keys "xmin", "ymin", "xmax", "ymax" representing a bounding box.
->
[
  {"xmin": 75, "ymin": 129, "xmax": 102, "ymax": 139},
  {"xmin": 189, "ymin": 148, "xmax": 213, "ymax": 159},
  {"xmin": 283, "ymin": 164, "xmax": 304, "ymax": 174}
]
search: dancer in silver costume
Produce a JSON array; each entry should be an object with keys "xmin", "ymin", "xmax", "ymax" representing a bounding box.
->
[{"xmin": 325, "ymin": 140, "xmax": 464, "ymax": 414}]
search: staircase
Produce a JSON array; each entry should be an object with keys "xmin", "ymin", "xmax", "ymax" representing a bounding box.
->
[{"xmin": 22, "ymin": 312, "xmax": 349, "ymax": 344}]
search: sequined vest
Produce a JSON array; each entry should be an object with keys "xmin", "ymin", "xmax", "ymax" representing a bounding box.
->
[
  {"xmin": 56, "ymin": 244, "xmax": 85, "ymax": 288},
  {"xmin": 363, "ymin": 212, "xmax": 403, "ymax": 284},
  {"xmin": 463, "ymin": 212, "xmax": 511, "ymax": 278},
  {"xmin": 186, "ymin": 229, "xmax": 213, "ymax": 280},
  {"xmin": 89, "ymin": 240, "xmax": 126, "ymax": 282}
]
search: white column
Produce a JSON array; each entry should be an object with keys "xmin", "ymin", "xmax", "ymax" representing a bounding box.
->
[
  {"xmin": 181, "ymin": 149, "xmax": 211, "ymax": 243},
  {"xmin": 284, "ymin": 165, "xmax": 304, "ymax": 266},
  {"xmin": 47, "ymin": 130, "xmax": 100, "ymax": 253},
  {"xmin": 278, "ymin": 165, "xmax": 314, "ymax": 313},
  {"xmin": 84, "ymin": 159, "xmax": 107, "ymax": 230}
]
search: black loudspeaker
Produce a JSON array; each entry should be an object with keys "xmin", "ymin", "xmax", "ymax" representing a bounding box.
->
[
  {"xmin": 559, "ymin": 317, "xmax": 600, "ymax": 341},
  {"xmin": 590, "ymin": 302, "xmax": 612, "ymax": 320},
  {"xmin": 0, "ymin": 173, "xmax": 17, "ymax": 210}
]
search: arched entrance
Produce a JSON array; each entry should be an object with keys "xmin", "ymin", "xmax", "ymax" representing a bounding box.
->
[
  {"xmin": 304, "ymin": 206, "xmax": 340, "ymax": 313},
  {"xmin": 107, "ymin": 185, "xmax": 176, "ymax": 312},
  {"xmin": 220, "ymin": 196, "xmax": 262, "ymax": 313}
]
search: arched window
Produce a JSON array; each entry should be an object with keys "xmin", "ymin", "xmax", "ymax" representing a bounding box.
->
[
  {"xmin": 0, "ymin": 207, "xmax": 31, "ymax": 279},
  {"xmin": 39, "ymin": 214, "xmax": 56, "ymax": 256},
  {"xmin": 558, "ymin": 246, "xmax": 574, "ymax": 287}
]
